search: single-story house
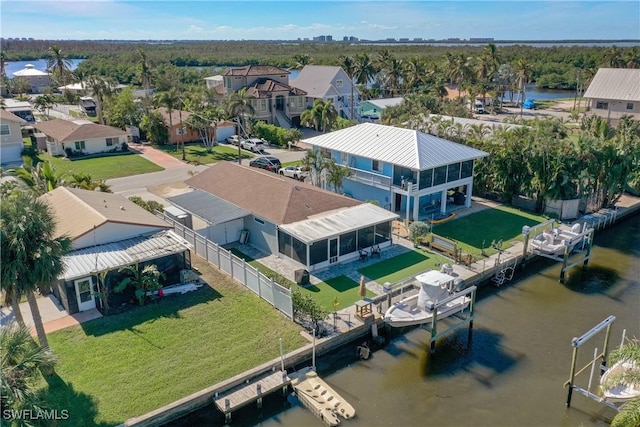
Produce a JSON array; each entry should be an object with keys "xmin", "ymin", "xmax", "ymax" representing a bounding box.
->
[
  {"xmin": 583, "ymin": 68, "xmax": 640, "ymax": 123},
  {"xmin": 12, "ymin": 64, "xmax": 50, "ymax": 93},
  {"xmin": 180, "ymin": 162, "xmax": 398, "ymax": 271},
  {"xmin": 291, "ymin": 65, "xmax": 360, "ymax": 120},
  {"xmin": 4, "ymin": 98, "xmax": 35, "ymax": 123},
  {"xmin": 156, "ymin": 108, "xmax": 236, "ymax": 144},
  {"xmin": 33, "ymin": 119, "xmax": 129, "ymax": 157},
  {"xmin": 41, "ymin": 187, "xmax": 192, "ymax": 315},
  {"xmin": 359, "ymin": 97, "xmax": 404, "ymax": 121},
  {"xmin": 79, "ymin": 96, "xmax": 97, "ymax": 116},
  {"xmin": 303, "ymin": 123, "xmax": 489, "ymax": 222},
  {"xmin": 0, "ymin": 110, "xmax": 26, "ymax": 165}
]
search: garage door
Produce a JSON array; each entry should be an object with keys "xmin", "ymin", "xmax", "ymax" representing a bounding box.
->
[
  {"xmin": 0, "ymin": 144, "xmax": 23, "ymax": 164},
  {"xmin": 210, "ymin": 219, "xmax": 244, "ymax": 245},
  {"xmin": 217, "ymin": 126, "xmax": 235, "ymax": 142}
]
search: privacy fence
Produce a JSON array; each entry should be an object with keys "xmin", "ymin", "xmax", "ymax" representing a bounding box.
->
[{"xmin": 156, "ymin": 212, "xmax": 293, "ymax": 319}]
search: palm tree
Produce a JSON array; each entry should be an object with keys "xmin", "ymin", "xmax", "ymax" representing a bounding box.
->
[
  {"xmin": 226, "ymin": 88, "xmax": 256, "ymax": 163},
  {"xmin": 301, "ymin": 149, "xmax": 328, "ymax": 187},
  {"xmin": 514, "ymin": 58, "xmax": 533, "ymax": 117},
  {"xmin": 1, "ymin": 191, "xmax": 73, "ymax": 350},
  {"xmin": 137, "ymin": 49, "xmax": 152, "ymax": 90},
  {"xmin": 46, "ymin": 44, "xmax": 73, "ymax": 85},
  {"xmin": 86, "ymin": 75, "xmax": 112, "ymax": 125},
  {"xmin": 353, "ymin": 53, "xmax": 376, "ymax": 95},
  {"xmin": 115, "ymin": 263, "xmax": 164, "ymax": 306},
  {"xmin": 12, "ymin": 158, "xmax": 65, "ymax": 195},
  {"xmin": 319, "ymin": 99, "xmax": 338, "ymax": 132},
  {"xmin": 1, "ymin": 324, "xmax": 56, "ymax": 413},
  {"xmin": 324, "ymin": 160, "xmax": 352, "ymax": 194},
  {"xmin": 293, "ymin": 54, "xmax": 312, "ymax": 69},
  {"xmin": 340, "ymin": 55, "xmax": 356, "ymax": 119},
  {"xmin": 33, "ymin": 94, "xmax": 55, "ymax": 119},
  {"xmin": 153, "ymin": 89, "xmax": 180, "ymax": 148},
  {"xmin": 67, "ymin": 172, "xmax": 111, "ymax": 192}
]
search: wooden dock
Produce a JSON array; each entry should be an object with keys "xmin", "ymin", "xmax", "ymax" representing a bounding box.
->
[{"xmin": 214, "ymin": 370, "xmax": 291, "ymax": 422}]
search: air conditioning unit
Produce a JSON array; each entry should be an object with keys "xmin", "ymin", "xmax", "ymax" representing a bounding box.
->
[{"xmin": 180, "ymin": 269, "xmax": 199, "ymax": 283}]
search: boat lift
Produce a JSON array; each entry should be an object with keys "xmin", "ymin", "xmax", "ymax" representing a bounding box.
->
[
  {"xmin": 563, "ymin": 315, "xmax": 626, "ymax": 411},
  {"xmin": 421, "ymin": 285, "xmax": 477, "ymax": 354}
]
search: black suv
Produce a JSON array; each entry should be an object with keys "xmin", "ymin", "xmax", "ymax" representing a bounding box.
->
[{"xmin": 249, "ymin": 156, "xmax": 282, "ymax": 172}]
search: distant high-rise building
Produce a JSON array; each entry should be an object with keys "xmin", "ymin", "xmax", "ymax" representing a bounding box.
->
[
  {"xmin": 343, "ymin": 36, "xmax": 359, "ymax": 42},
  {"xmin": 469, "ymin": 37, "xmax": 494, "ymax": 42}
]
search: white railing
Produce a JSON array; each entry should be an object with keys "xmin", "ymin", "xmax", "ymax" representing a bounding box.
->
[{"xmin": 348, "ymin": 167, "xmax": 392, "ymax": 188}]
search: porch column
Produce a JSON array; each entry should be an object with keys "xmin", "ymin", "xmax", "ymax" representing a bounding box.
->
[
  {"xmin": 412, "ymin": 192, "xmax": 419, "ymax": 222},
  {"xmin": 440, "ymin": 189, "xmax": 447, "ymax": 214},
  {"xmin": 404, "ymin": 184, "xmax": 412, "ymax": 226},
  {"xmin": 465, "ymin": 183, "xmax": 473, "ymax": 208}
]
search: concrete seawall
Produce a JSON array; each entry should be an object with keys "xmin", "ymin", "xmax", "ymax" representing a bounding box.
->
[{"xmin": 122, "ymin": 195, "xmax": 639, "ymax": 427}]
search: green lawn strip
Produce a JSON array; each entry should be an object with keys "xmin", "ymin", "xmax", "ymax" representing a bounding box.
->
[
  {"xmin": 431, "ymin": 205, "xmax": 547, "ymax": 253},
  {"xmin": 156, "ymin": 143, "xmax": 253, "ymax": 164},
  {"xmin": 296, "ymin": 275, "xmax": 370, "ymax": 312},
  {"xmin": 358, "ymin": 250, "xmax": 441, "ymax": 285},
  {"xmin": 281, "ymin": 160, "xmax": 302, "ymax": 168},
  {"xmin": 40, "ymin": 152, "xmax": 164, "ymax": 180},
  {"xmin": 40, "ymin": 258, "xmax": 306, "ymax": 426}
]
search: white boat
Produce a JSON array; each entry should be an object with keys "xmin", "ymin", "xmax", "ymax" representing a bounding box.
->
[
  {"xmin": 529, "ymin": 227, "xmax": 584, "ymax": 256},
  {"xmin": 293, "ymin": 370, "xmax": 355, "ymax": 426},
  {"xmin": 600, "ymin": 359, "xmax": 640, "ymax": 403},
  {"xmin": 383, "ymin": 270, "xmax": 471, "ymax": 328}
]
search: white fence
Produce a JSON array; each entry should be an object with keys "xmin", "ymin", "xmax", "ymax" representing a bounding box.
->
[{"xmin": 156, "ymin": 212, "xmax": 293, "ymax": 319}]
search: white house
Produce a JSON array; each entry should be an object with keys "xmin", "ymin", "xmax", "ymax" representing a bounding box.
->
[
  {"xmin": 583, "ymin": 68, "xmax": 640, "ymax": 123},
  {"xmin": 41, "ymin": 187, "xmax": 192, "ymax": 314},
  {"xmin": 33, "ymin": 119, "xmax": 129, "ymax": 156},
  {"xmin": 0, "ymin": 109, "xmax": 26, "ymax": 165},
  {"xmin": 291, "ymin": 65, "xmax": 361, "ymax": 120},
  {"xmin": 303, "ymin": 123, "xmax": 489, "ymax": 222},
  {"xmin": 12, "ymin": 64, "xmax": 51, "ymax": 93}
]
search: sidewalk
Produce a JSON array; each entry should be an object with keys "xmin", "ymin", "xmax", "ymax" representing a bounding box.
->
[
  {"xmin": 0, "ymin": 294, "xmax": 102, "ymax": 335},
  {"xmin": 129, "ymin": 143, "xmax": 194, "ymax": 170}
]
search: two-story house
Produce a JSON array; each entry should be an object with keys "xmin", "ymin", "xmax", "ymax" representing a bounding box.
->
[
  {"xmin": 303, "ymin": 123, "xmax": 489, "ymax": 222},
  {"xmin": 0, "ymin": 109, "xmax": 26, "ymax": 165},
  {"xmin": 221, "ymin": 65, "xmax": 308, "ymax": 129},
  {"xmin": 291, "ymin": 65, "xmax": 361, "ymax": 120}
]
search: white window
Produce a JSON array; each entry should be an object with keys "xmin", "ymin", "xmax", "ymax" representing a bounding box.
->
[
  {"xmin": 0, "ymin": 124, "xmax": 9, "ymax": 136},
  {"xmin": 75, "ymin": 141, "xmax": 86, "ymax": 150},
  {"xmin": 298, "ymin": 96, "xmax": 304, "ymax": 108},
  {"xmin": 260, "ymin": 99, "xmax": 267, "ymax": 112},
  {"xmin": 372, "ymin": 160, "xmax": 383, "ymax": 173},
  {"xmin": 106, "ymin": 137, "xmax": 118, "ymax": 146},
  {"xmin": 336, "ymin": 80, "xmax": 343, "ymax": 88}
]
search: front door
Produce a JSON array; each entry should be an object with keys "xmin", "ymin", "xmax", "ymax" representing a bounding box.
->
[
  {"xmin": 75, "ymin": 277, "xmax": 96, "ymax": 312},
  {"xmin": 329, "ymin": 238, "xmax": 338, "ymax": 264}
]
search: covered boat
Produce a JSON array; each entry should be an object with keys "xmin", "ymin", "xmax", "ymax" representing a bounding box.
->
[
  {"xmin": 600, "ymin": 360, "xmax": 640, "ymax": 403},
  {"xmin": 383, "ymin": 270, "xmax": 471, "ymax": 328}
]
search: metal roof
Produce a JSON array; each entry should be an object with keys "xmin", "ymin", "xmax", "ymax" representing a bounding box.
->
[
  {"xmin": 363, "ymin": 97, "xmax": 404, "ymax": 109},
  {"xmin": 583, "ymin": 68, "xmax": 640, "ymax": 102},
  {"xmin": 278, "ymin": 203, "xmax": 399, "ymax": 244},
  {"xmin": 302, "ymin": 123, "xmax": 488, "ymax": 170},
  {"xmin": 60, "ymin": 230, "xmax": 192, "ymax": 281},
  {"xmin": 167, "ymin": 190, "xmax": 250, "ymax": 226}
]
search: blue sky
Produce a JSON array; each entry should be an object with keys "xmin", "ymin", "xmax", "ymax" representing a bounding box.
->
[{"xmin": 1, "ymin": 1, "xmax": 639, "ymax": 41}]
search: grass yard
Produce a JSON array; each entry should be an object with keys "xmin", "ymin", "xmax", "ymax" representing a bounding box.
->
[
  {"xmin": 157, "ymin": 143, "xmax": 253, "ymax": 164},
  {"xmin": 358, "ymin": 250, "xmax": 441, "ymax": 285},
  {"xmin": 39, "ymin": 256, "xmax": 306, "ymax": 426},
  {"xmin": 40, "ymin": 152, "xmax": 164, "ymax": 180},
  {"xmin": 296, "ymin": 275, "xmax": 372, "ymax": 312},
  {"xmin": 431, "ymin": 205, "xmax": 547, "ymax": 255}
]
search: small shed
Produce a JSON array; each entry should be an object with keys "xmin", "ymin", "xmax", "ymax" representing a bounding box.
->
[{"xmin": 31, "ymin": 132, "xmax": 47, "ymax": 151}]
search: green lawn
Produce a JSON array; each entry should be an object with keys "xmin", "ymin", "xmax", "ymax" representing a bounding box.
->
[
  {"xmin": 40, "ymin": 152, "xmax": 164, "ymax": 180},
  {"xmin": 39, "ymin": 257, "xmax": 306, "ymax": 426},
  {"xmin": 358, "ymin": 250, "xmax": 441, "ymax": 285},
  {"xmin": 431, "ymin": 205, "xmax": 547, "ymax": 255},
  {"xmin": 157, "ymin": 143, "xmax": 253, "ymax": 164},
  {"xmin": 296, "ymin": 275, "xmax": 372, "ymax": 312}
]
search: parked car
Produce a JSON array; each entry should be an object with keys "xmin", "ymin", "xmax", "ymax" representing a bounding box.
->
[
  {"xmin": 249, "ymin": 156, "xmax": 281, "ymax": 172},
  {"xmin": 240, "ymin": 138, "xmax": 265, "ymax": 152},
  {"xmin": 226, "ymin": 135, "xmax": 240, "ymax": 145},
  {"xmin": 279, "ymin": 165, "xmax": 309, "ymax": 181}
]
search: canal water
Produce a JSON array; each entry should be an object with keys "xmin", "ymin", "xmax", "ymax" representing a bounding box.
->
[{"xmin": 169, "ymin": 213, "xmax": 639, "ymax": 427}]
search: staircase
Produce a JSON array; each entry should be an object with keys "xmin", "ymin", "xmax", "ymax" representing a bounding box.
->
[{"xmin": 275, "ymin": 110, "xmax": 292, "ymax": 129}]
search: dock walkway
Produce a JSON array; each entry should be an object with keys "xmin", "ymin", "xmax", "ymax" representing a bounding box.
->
[{"xmin": 213, "ymin": 369, "xmax": 290, "ymax": 422}]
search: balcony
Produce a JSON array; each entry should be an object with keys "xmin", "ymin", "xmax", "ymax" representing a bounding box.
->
[{"xmin": 347, "ymin": 167, "xmax": 392, "ymax": 189}]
